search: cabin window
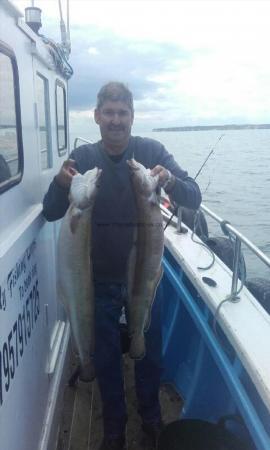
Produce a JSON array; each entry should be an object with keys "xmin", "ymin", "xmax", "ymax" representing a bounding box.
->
[
  {"xmin": 36, "ymin": 73, "xmax": 52, "ymax": 170},
  {"xmin": 56, "ymin": 80, "xmax": 67, "ymax": 155},
  {"xmin": 0, "ymin": 43, "xmax": 23, "ymax": 193}
]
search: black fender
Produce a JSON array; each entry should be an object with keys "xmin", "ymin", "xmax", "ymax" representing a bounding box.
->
[{"xmin": 245, "ymin": 277, "xmax": 270, "ymax": 314}]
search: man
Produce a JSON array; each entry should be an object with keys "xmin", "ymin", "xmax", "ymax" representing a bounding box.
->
[{"xmin": 43, "ymin": 82, "xmax": 201, "ymax": 450}]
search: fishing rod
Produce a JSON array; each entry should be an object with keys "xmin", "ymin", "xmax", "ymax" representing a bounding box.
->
[
  {"xmin": 163, "ymin": 133, "xmax": 225, "ymax": 230},
  {"xmin": 193, "ymin": 134, "xmax": 225, "ymax": 180}
]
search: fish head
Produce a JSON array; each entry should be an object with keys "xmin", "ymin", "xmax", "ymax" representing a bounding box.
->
[
  {"xmin": 70, "ymin": 167, "xmax": 102, "ymax": 209},
  {"xmin": 127, "ymin": 159, "xmax": 159, "ymax": 201}
]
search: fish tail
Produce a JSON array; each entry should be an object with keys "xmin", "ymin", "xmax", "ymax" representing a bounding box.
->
[{"xmin": 129, "ymin": 333, "xmax": 146, "ymax": 360}]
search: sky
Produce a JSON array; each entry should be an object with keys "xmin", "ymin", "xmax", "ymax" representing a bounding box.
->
[{"xmin": 13, "ymin": 0, "xmax": 270, "ymax": 133}]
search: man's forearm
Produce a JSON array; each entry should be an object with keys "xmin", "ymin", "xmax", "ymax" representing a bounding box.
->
[
  {"xmin": 42, "ymin": 178, "xmax": 70, "ymax": 221},
  {"xmin": 165, "ymin": 176, "xmax": 202, "ymax": 210}
]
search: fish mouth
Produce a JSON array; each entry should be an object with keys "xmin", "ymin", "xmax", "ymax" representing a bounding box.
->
[{"xmin": 127, "ymin": 159, "xmax": 139, "ymax": 171}]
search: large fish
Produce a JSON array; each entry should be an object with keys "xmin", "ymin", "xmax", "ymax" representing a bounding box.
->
[
  {"xmin": 57, "ymin": 168, "xmax": 101, "ymax": 381},
  {"xmin": 127, "ymin": 159, "xmax": 164, "ymax": 359}
]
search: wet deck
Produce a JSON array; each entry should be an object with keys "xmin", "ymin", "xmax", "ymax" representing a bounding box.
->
[{"xmin": 56, "ymin": 355, "xmax": 182, "ymax": 450}]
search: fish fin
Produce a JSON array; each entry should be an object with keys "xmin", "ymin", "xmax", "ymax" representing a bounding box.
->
[
  {"xmin": 129, "ymin": 334, "xmax": 146, "ymax": 360},
  {"xmin": 126, "ymin": 228, "xmax": 138, "ymax": 302},
  {"xmin": 69, "ymin": 207, "xmax": 82, "ymax": 234},
  {"xmin": 144, "ymin": 266, "xmax": 164, "ymax": 331}
]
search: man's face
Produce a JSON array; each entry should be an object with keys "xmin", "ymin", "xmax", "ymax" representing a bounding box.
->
[{"xmin": 94, "ymin": 100, "xmax": 134, "ymax": 150}]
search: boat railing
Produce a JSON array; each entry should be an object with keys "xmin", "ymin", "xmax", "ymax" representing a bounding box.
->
[
  {"xmin": 162, "ymin": 202, "xmax": 270, "ymax": 301},
  {"xmin": 73, "ymin": 136, "xmax": 92, "ymax": 149},
  {"xmin": 201, "ymin": 204, "xmax": 270, "ymax": 295}
]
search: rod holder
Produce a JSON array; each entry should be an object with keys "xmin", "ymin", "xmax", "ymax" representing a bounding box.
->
[
  {"xmin": 176, "ymin": 207, "xmax": 188, "ymax": 234},
  {"xmin": 230, "ymin": 237, "xmax": 242, "ymax": 302}
]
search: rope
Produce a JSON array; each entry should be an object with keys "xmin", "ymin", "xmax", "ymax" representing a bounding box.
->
[
  {"xmin": 40, "ymin": 34, "xmax": 73, "ymax": 79},
  {"xmin": 190, "ymin": 210, "xmax": 216, "ymax": 270},
  {"xmin": 181, "ymin": 204, "xmax": 219, "ymax": 271}
]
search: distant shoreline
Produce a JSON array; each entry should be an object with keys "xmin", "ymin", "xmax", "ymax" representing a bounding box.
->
[{"xmin": 152, "ymin": 124, "xmax": 270, "ymax": 132}]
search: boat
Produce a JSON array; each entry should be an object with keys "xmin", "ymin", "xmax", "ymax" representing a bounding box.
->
[
  {"xmin": 0, "ymin": 1, "xmax": 269, "ymax": 449},
  {"xmin": 0, "ymin": 2, "xmax": 72, "ymax": 449}
]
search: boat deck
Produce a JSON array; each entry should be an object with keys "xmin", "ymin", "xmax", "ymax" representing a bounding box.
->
[{"xmin": 56, "ymin": 355, "xmax": 182, "ymax": 450}]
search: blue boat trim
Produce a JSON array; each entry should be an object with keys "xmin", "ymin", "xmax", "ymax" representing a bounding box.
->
[{"xmin": 162, "ymin": 254, "xmax": 270, "ymax": 450}]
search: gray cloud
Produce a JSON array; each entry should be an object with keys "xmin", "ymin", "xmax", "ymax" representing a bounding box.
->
[{"xmin": 68, "ymin": 25, "xmax": 188, "ymax": 110}]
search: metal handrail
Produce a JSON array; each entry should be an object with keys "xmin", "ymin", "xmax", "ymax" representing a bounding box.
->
[
  {"xmin": 161, "ymin": 202, "xmax": 270, "ymax": 269},
  {"xmin": 161, "ymin": 201, "xmax": 269, "ymax": 301},
  {"xmin": 73, "ymin": 136, "xmax": 92, "ymax": 149},
  {"xmin": 200, "ymin": 204, "xmax": 270, "ymax": 300},
  {"xmin": 200, "ymin": 204, "xmax": 270, "ymax": 269}
]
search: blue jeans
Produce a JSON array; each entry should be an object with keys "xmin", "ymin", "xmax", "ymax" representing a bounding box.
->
[{"xmin": 93, "ymin": 281, "xmax": 163, "ymax": 439}]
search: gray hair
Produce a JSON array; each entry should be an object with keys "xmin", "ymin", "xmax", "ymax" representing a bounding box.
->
[{"xmin": 96, "ymin": 82, "xmax": 134, "ymax": 112}]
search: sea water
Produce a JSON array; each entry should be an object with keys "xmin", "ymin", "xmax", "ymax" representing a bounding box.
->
[{"xmin": 70, "ymin": 129, "xmax": 270, "ymax": 279}]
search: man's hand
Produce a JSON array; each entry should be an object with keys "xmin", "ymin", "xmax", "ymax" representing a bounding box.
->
[
  {"xmin": 55, "ymin": 159, "xmax": 78, "ymax": 189},
  {"xmin": 150, "ymin": 165, "xmax": 169, "ymax": 186},
  {"xmin": 150, "ymin": 165, "xmax": 175, "ymax": 191}
]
